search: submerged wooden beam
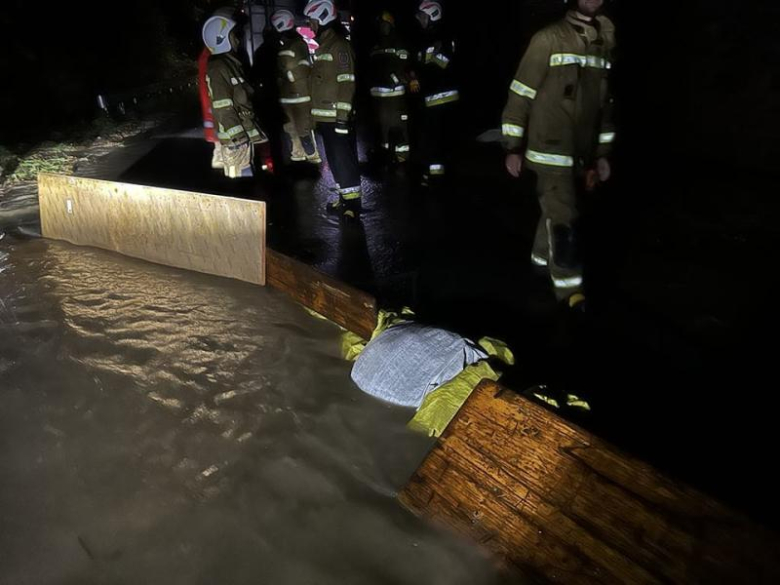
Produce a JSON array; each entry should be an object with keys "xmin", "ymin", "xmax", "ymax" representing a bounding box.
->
[
  {"xmin": 38, "ymin": 173, "xmax": 266, "ymax": 285},
  {"xmin": 399, "ymin": 380, "xmax": 780, "ymax": 584},
  {"xmin": 266, "ymin": 249, "xmax": 378, "ymax": 340}
]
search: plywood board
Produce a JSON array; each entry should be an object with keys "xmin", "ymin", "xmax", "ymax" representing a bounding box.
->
[
  {"xmin": 400, "ymin": 380, "xmax": 780, "ymax": 584},
  {"xmin": 38, "ymin": 173, "xmax": 265, "ymax": 285}
]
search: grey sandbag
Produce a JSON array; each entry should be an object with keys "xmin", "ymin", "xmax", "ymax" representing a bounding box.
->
[{"xmin": 351, "ymin": 323, "xmax": 488, "ymax": 408}]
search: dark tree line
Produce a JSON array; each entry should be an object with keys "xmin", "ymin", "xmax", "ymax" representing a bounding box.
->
[{"xmin": 0, "ymin": 0, "xmax": 222, "ymax": 145}]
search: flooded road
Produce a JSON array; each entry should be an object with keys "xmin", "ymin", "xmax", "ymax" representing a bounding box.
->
[{"xmin": 0, "ymin": 234, "xmax": 507, "ymax": 584}]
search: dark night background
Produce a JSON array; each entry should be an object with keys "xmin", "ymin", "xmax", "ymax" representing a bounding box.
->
[
  {"xmin": 3, "ymin": 0, "xmax": 780, "ymax": 528},
  {"xmin": 3, "ymin": 0, "xmax": 778, "ymax": 168}
]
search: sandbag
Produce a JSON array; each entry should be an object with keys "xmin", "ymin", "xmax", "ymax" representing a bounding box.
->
[{"xmin": 351, "ymin": 322, "xmax": 487, "ymax": 408}]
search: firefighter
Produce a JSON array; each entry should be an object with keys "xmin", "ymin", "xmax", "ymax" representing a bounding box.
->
[
  {"xmin": 415, "ymin": 1, "xmax": 458, "ymax": 187},
  {"xmin": 502, "ymin": 0, "xmax": 616, "ymax": 311},
  {"xmin": 202, "ymin": 11, "xmax": 269, "ymax": 179},
  {"xmin": 271, "ymin": 10, "xmax": 321, "ymax": 164},
  {"xmin": 369, "ymin": 11, "xmax": 412, "ymax": 165},
  {"xmin": 304, "ymin": 0, "xmax": 361, "ymax": 221}
]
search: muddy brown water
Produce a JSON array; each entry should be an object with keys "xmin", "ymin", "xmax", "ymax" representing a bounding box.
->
[{"xmin": 0, "ymin": 234, "xmax": 508, "ymax": 585}]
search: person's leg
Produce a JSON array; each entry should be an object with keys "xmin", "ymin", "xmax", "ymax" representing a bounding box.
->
[
  {"xmin": 320, "ymin": 123, "xmax": 361, "ymax": 215},
  {"xmin": 222, "ymin": 141, "xmax": 254, "ymax": 179},
  {"xmin": 390, "ymin": 97, "xmax": 410, "ymax": 163},
  {"xmin": 211, "ymin": 142, "xmax": 224, "ymax": 169},
  {"xmin": 377, "ymin": 98, "xmax": 393, "ymax": 155},
  {"xmin": 536, "ymin": 170, "xmax": 582, "ymax": 301},
  {"xmin": 531, "ymin": 217, "xmax": 550, "ymax": 268},
  {"xmin": 293, "ymin": 102, "xmax": 320, "ymax": 161},
  {"xmin": 419, "ymin": 105, "xmax": 445, "ymax": 184},
  {"xmin": 318, "ymin": 123, "xmax": 337, "ymax": 177},
  {"xmin": 284, "ymin": 103, "xmax": 308, "ymax": 161}
]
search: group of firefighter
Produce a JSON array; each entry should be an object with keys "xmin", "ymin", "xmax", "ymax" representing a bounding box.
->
[{"xmin": 201, "ymin": 0, "xmax": 616, "ymax": 312}]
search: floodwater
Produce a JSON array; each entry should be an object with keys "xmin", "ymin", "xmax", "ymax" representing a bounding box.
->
[{"xmin": 0, "ymin": 233, "xmax": 507, "ymax": 585}]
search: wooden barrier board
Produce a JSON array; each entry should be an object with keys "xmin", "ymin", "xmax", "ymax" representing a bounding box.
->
[
  {"xmin": 38, "ymin": 173, "xmax": 265, "ymax": 285},
  {"xmin": 399, "ymin": 380, "xmax": 780, "ymax": 584},
  {"xmin": 267, "ymin": 249, "xmax": 378, "ymax": 340}
]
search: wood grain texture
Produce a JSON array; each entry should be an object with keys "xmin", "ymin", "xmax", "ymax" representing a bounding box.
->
[
  {"xmin": 399, "ymin": 380, "xmax": 780, "ymax": 584},
  {"xmin": 266, "ymin": 249, "xmax": 378, "ymax": 339},
  {"xmin": 38, "ymin": 173, "xmax": 265, "ymax": 285}
]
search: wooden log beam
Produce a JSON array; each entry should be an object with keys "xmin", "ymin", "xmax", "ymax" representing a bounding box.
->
[
  {"xmin": 38, "ymin": 173, "xmax": 266, "ymax": 285},
  {"xmin": 266, "ymin": 249, "xmax": 378, "ymax": 340},
  {"xmin": 399, "ymin": 380, "xmax": 780, "ymax": 584}
]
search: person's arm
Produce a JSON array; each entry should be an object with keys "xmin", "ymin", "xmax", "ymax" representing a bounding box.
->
[
  {"xmin": 421, "ymin": 39, "xmax": 456, "ymax": 96},
  {"xmin": 501, "ymin": 31, "xmax": 552, "ymax": 154},
  {"xmin": 279, "ymin": 39, "xmax": 311, "ymax": 88},
  {"xmin": 396, "ymin": 42, "xmax": 412, "ymax": 85},
  {"xmin": 207, "ymin": 61, "xmax": 248, "ymax": 145},
  {"xmin": 335, "ymin": 41, "xmax": 356, "ymax": 132},
  {"xmin": 595, "ymin": 18, "xmax": 617, "ymax": 181},
  {"xmin": 596, "ymin": 60, "xmax": 616, "ymax": 162},
  {"xmin": 277, "ymin": 42, "xmax": 298, "ymax": 83},
  {"xmin": 293, "ymin": 39, "xmax": 313, "ymax": 88}
]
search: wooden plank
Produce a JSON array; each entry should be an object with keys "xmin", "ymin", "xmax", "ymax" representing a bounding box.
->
[
  {"xmin": 400, "ymin": 380, "xmax": 780, "ymax": 584},
  {"xmin": 38, "ymin": 173, "xmax": 265, "ymax": 285},
  {"xmin": 266, "ymin": 249, "xmax": 377, "ymax": 339}
]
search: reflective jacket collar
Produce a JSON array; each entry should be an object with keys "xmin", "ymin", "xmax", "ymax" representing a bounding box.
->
[
  {"xmin": 217, "ymin": 52, "xmax": 242, "ymax": 70},
  {"xmin": 565, "ymin": 10, "xmax": 600, "ymax": 43},
  {"xmin": 317, "ymin": 26, "xmax": 337, "ymax": 46}
]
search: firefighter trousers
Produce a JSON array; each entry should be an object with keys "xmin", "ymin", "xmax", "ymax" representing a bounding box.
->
[
  {"xmin": 374, "ymin": 95, "xmax": 410, "ymax": 162},
  {"xmin": 220, "ymin": 141, "xmax": 254, "ymax": 179},
  {"xmin": 317, "ymin": 122, "xmax": 362, "ymax": 201},
  {"xmin": 211, "ymin": 142, "xmax": 224, "ymax": 169},
  {"xmin": 531, "ymin": 169, "xmax": 584, "ymax": 300},
  {"xmin": 418, "ymin": 100, "xmax": 457, "ymax": 179},
  {"xmin": 281, "ymin": 102, "xmax": 316, "ymax": 161}
]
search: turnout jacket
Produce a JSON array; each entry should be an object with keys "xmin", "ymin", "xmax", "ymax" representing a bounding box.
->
[
  {"xmin": 310, "ymin": 27, "xmax": 356, "ymax": 125},
  {"xmin": 501, "ymin": 11, "xmax": 616, "ymax": 170},
  {"xmin": 277, "ymin": 33, "xmax": 313, "ymax": 104},
  {"xmin": 207, "ymin": 53, "xmax": 264, "ymax": 145},
  {"xmin": 369, "ymin": 32, "xmax": 411, "ymax": 97},
  {"xmin": 417, "ymin": 28, "xmax": 458, "ymax": 108}
]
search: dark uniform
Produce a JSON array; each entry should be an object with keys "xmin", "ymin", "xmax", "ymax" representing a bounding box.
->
[
  {"xmin": 310, "ymin": 26, "xmax": 361, "ymax": 211},
  {"xmin": 502, "ymin": 11, "xmax": 616, "ymax": 300},
  {"xmin": 207, "ymin": 52, "xmax": 268, "ymax": 178},
  {"xmin": 369, "ymin": 29, "xmax": 411, "ymax": 163},
  {"xmin": 277, "ymin": 32, "xmax": 318, "ymax": 162},
  {"xmin": 416, "ymin": 27, "xmax": 458, "ymax": 183}
]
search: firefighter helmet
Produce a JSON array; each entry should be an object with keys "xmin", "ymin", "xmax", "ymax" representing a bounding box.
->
[
  {"xmin": 271, "ymin": 10, "xmax": 296, "ymax": 33},
  {"xmin": 379, "ymin": 11, "xmax": 395, "ymax": 26},
  {"xmin": 304, "ymin": 0, "xmax": 338, "ymax": 27},
  {"xmin": 418, "ymin": 1, "xmax": 443, "ymax": 23},
  {"xmin": 202, "ymin": 12, "xmax": 238, "ymax": 55}
]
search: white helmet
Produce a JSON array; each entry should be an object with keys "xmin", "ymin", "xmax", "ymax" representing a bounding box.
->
[
  {"xmin": 418, "ymin": 1, "xmax": 443, "ymax": 22},
  {"xmin": 304, "ymin": 0, "xmax": 338, "ymax": 26},
  {"xmin": 271, "ymin": 10, "xmax": 296, "ymax": 33},
  {"xmin": 202, "ymin": 13, "xmax": 238, "ymax": 55}
]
